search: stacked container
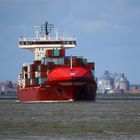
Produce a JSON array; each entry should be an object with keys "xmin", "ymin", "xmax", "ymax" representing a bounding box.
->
[
  {"xmin": 45, "ymin": 49, "xmax": 65, "ymax": 57},
  {"xmin": 37, "ymin": 64, "xmax": 47, "ymax": 84},
  {"xmin": 86, "ymin": 62, "xmax": 95, "ymax": 76},
  {"xmin": 21, "ymin": 48, "xmax": 96, "ymax": 87}
]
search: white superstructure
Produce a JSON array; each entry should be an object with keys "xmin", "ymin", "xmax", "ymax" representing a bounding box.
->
[{"xmin": 19, "ymin": 22, "xmax": 76, "ymax": 60}]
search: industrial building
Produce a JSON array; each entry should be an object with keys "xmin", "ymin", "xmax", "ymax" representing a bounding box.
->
[
  {"xmin": 97, "ymin": 71, "xmax": 129, "ymax": 93},
  {"xmin": 0, "ymin": 81, "xmax": 17, "ymax": 94}
]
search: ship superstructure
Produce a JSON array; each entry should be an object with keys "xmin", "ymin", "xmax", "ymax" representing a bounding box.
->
[
  {"xmin": 19, "ymin": 22, "xmax": 76, "ymax": 60},
  {"xmin": 17, "ymin": 22, "xmax": 97, "ymax": 102}
]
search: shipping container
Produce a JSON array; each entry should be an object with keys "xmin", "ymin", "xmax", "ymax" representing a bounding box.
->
[
  {"xmin": 30, "ymin": 72, "xmax": 35, "ymax": 78},
  {"xmin": 82, "ymin": 57, "xmax": 87, "ymax": 65},
  {"xmin": 34, "ymin": 60, "xmax": 41, "ymax": 65},
  {"xmin": 41, "ymin": 57, "xmax": 46, "ymax": 64},
  {"xmin": 30, "ymin": 78, "xmax": 39, "ymax": 86},
  {"xmin": 64, "ymin": 56, "xmax": 70, "ymax": 59},
  {"xmin": 60, "ymin": 49, "xmax": 65, "ymax": 56},
  {"xmin": 86, "ymin": 62, "xmax": 95, "ymax": 70},
  {"xmin": 58, "ymin": 58, "xmax": 64, "ymax": 65},
  {"xmin": 38, "ymin": 64, "xmax": 46, "ymax": 72},
  {"xmin": 64, "ymin": 59, "xmax": 70, "ymax": 65},
  {"xmin": 54, "ymin": 49, "xmax": 60, "ymax": 56},
  {"xmin": 52, "ymin": 58, "xmax": 59, "ymax": 64},
  {"xmin": 45, "ymin": 50, "xmax": 49, "ymax": 56},
  {"xmin": 25, "ymin": 79, "xmax": 30, "ymax": 87},
  {"xmin": 35, "ymin": 71, "xmax": 38, "ymax": 78},
  {"xmin": 76, "ymin": 58, "xmax": 83, "ymax": 65},
  {"xmin": 46, "ymin": 50, "xmax": 54, "ymax": 57},
  {"xmin": 30, "ymin": 64, "xmax": 36, "ymax": 72},
  {"xmin": 45, "ymin": 57, "xmax": 53, "ymax": 64},
  {"xmin": 47, "ymin": 62, "xmax": 54, "ymax": 69},
  {"xmin": 91, "ymin": 69, "xmax": 95, "ymax": 76},
  {"xmin": 39, "ymin": 78, "xmax": 47, "ymax": 84},
  {"xmin": 38, "ymin": 72, "xmax": 47, "ymax": 78},
  {"xmin": 77, "ymin": 56, "xmax": 83, "ymax": 59}
]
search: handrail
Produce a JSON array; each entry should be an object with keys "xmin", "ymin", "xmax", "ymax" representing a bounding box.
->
[{"xmin": 19, "ymin": 36, "xmax": 76, "ymax": 41}]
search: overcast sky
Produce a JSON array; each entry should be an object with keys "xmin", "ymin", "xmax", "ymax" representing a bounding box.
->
[{"xmin": 0, "ymin": 0, "xmax": 140, "ymax": 84}]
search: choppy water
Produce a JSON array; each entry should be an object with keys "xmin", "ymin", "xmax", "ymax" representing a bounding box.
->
[{"xmin": 0, "ymin": 100, "xmax": 140, "ymax": 140}]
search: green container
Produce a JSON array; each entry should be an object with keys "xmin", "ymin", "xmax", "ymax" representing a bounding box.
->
[
  {"xmin": 41, "ymin": 57, "xmax": 46, "ymax": 64},
  {"xmin": 30, "ymin": 78, "xmax": 38, "ymax": 85},
  {"xmin": 82, "ymin": 57, "xmax": 87, "ymax": 65},
  {"xmin": 54, "ymin": 50, "xmax": 60, "ymax": 56},
  {"xmin": 39, "ymin": 78, "xmax": 47, "ymax": 84},
  {"xmin": 77, "ymin": 56, "xmax": 83, "ymax": 59}
]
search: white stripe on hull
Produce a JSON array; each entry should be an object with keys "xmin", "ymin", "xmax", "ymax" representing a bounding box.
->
[{"xmin": 16, "ymin": 99, "xmax": 73, "ymax": 103}]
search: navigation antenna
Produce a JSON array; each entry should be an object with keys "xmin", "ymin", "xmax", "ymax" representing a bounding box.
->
[
  {"xmin": 41, "ymin": 22, "xmax": 54, "ymax": 36},
  {"xmin": 34, "ymin": 26, "xmax": 40, "ymax": 39}
]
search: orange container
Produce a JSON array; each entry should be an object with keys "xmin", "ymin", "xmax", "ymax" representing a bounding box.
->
[{"xmin": 46, "ymin": 50, "xmax": 54, "ymax": 57}]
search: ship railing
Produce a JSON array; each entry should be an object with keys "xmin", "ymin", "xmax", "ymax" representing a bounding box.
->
[{"xmin": 19, "ymin": 36, "xmax": 76, "ymax": 41}]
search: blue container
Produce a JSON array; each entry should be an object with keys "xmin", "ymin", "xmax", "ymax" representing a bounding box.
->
[{"xmin": 64, "ymin": 56, "xmax": 70, "ymax": 59}]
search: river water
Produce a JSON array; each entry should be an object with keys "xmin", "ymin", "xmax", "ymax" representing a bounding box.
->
[{"xmin": 0, "ymin": 100, "xmax": 140, "ymax": 140}]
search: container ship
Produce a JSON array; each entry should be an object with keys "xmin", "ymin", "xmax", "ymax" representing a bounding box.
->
[{"xmin": 17, "ymin": 22, "xmax": 97, "ymax": 102}]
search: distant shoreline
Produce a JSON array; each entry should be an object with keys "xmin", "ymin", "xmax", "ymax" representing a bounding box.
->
[
  {"xmin": 96, "ymin": 93, "xmax": 140, "ymax": 100},
  {"xmin": 0, "ymin": 93, "xmax": 140, "ymax": 100}
]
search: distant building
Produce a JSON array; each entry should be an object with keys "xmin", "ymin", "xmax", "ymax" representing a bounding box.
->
[
  {"xmin": 98, "ymin": 71, "xmax": 114, "ymax": 93},
  {"xmin": 97, "ymin": 71, "xmax": 129, "ymax": 94},
  {"xmin": 0, "ymin": 81, "xmax": 17, "ymax": 94},
  {"xmin": 114, "ymin": 73, "xmax": 129, "ymax": 93},
  {"xmin": 127, "ymin": 84, "xmax": 140, "ymax": 94}
]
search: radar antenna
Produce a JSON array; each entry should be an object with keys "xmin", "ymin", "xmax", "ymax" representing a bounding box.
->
[{"xmin": 41, "ymin": 22, "xmax": 54, "ymax": 36}]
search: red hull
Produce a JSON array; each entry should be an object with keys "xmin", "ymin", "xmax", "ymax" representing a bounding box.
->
[{"xmin": 17, "ymin": 66, "xmax": 97, "ymax": 102}]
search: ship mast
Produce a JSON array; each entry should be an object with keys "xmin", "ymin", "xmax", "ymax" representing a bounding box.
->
[
  {"xmin": 44, "ymin": 22, "xmax": 54, "ymax": 36},
  {"xmin": 19, "ymin": 22, "xmax": 76, "ymax": 60}
]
